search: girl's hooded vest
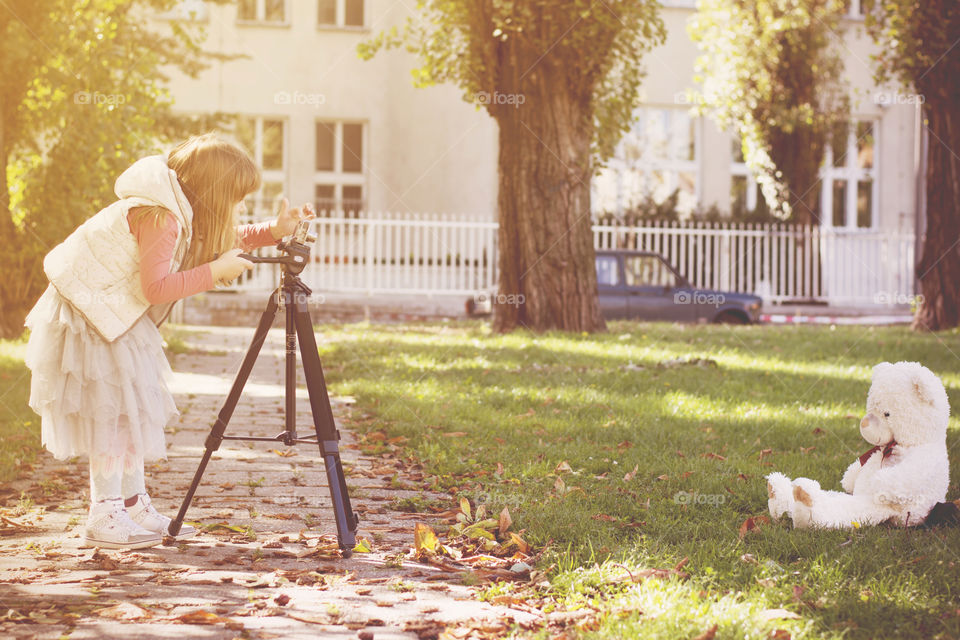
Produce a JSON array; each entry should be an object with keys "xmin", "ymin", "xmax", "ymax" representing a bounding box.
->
[{"xmin": 42, "ymin": 155, "xmax": 195, "ymax": 342}]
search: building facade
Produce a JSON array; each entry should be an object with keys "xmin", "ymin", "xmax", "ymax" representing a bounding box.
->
[{"xmin": 160, "ymin": 0, "xmax": 922, "ymax": 235}]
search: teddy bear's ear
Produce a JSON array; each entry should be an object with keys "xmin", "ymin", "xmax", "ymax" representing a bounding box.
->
[{"xmin": 912, "ymin": 370, "xmax": 939, "ymax": 406}]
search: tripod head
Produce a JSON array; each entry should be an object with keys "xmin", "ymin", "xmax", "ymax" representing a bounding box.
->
[{"xmin": 240, "ymin": 219, "xmax": 316, "ymax": 276}]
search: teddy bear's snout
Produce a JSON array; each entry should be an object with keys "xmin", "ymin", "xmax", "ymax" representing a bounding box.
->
[{"xmin": 860, "ymin": 412, "xmax": 893, "ymax": 446}]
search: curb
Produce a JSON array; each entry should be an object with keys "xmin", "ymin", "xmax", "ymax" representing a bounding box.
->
[{"xmin": 760, "ymin": 313, "xmax": 913, "ymax": 325}]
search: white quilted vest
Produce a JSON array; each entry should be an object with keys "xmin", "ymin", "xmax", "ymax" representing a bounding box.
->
[{"xmin": 42, "ymin": 155, "xmax": 195, "ymax": 342}]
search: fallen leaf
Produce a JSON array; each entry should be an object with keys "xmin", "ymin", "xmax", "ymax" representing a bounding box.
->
[
  {"xmin": 739, "ymin": 516, "xmax": 770, "ymax": 539},
  {"xmin": 95, "ymin": 602, "xmax": 151, "ymax": 620},
  {"xmin": 757, "ymin": 608, "xmax": 801, "ymax": 622},
  {"xmin": 623, "ymin": 464, "xmax": 639, "ymax": 482},
  {"xmin": 414, "ymin": 523, "xmax": 439, "ymax": 556},
  {"xmin": 444, "ymin": 432, "xmax": 468, "ymax": 437},
  {"xmin": 554, "ymin": 476, "xmax": 566, "ymax": 495},
  {"xmin": 758, "ymin": 449, "xmax": 773, "ymax": 461},
  {"xmin": 769, "ymin": 630, "xmax": 792, "ymax": 640},
  {"xmin": 555, "ymin": 461, "xmax": 572, "ymax": 473},
  {"xmin": 499, "ymin": 507, "xmax": 512, "ymax": 536},
  {"xmin": 693, "ymin": 624, "xmax": 718, "ymax": 640},
  {"xmin": 174, "ymin": 610, "xmax": 235, "ymax": 625},
  {"xmin": 353, "ymin": 537, "xmax": 373, "ymax": 553}
]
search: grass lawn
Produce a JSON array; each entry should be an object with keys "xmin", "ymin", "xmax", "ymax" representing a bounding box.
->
[
  {"xmin": 0, "ymin": 335, "xmax": 40, "ymax": 483},
  {"xmin": 317, "ymin": 321, "xmax": 960, "ymax": 640}
]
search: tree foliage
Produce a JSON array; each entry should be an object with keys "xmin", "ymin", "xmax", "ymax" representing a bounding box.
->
[
  {"xmin": 359, "ymin": 1, "xmax": 664, "ymax": 165},
  {"xmin": 689, "ymin": 0, "xmax": 850, "ymax": 223},
  {"xmin": 360, "ymin": 0, "xmax": 665, "ymax": 332},
  {"xmin": 0, "ymin": 0, "xmax": 227, "ymax": 337}
]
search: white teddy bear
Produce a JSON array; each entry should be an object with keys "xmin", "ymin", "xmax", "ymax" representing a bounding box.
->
[{"xmin": 767, "ymin": 361, "xmax": 950, "ymax": 529}]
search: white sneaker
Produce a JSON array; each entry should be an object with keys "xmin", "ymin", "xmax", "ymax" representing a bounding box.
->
[
  {"xmin": 127, "ymin": 493, "xmax": 197, "ymax": 540},
  {"xmin": 82, "ymin": 498, "xmax": 162, "ymax": 550}
]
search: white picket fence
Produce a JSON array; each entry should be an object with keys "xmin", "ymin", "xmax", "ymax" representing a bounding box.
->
[{"xmin": 232, "ymin": 214, "xmax": 917, "ymax": 307}]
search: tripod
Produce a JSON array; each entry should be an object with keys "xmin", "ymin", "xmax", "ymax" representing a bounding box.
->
[{"xmin": 168, "ymin": 235, "xmax": 359, "ymax": 556}]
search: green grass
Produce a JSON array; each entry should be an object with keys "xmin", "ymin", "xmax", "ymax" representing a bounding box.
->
[
  {"xmin": 316, "ymin": 321, "xmax": 960, "ymax": 640},
  {"xmin": 0, "ymin": 335, "xmax": 41, "ymax": 482}
]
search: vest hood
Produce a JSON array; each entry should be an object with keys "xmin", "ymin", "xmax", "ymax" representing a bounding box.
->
[{"xmin": 114, "ymin": 154, "xmax": 194, "ymax": 244}]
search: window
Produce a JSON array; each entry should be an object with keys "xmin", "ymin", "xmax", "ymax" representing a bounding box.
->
[
  {"xmin": 841, "ymin": 0, "xmax": 869, "ymax": 17},
  {"xmin": 822, "ymin": 120, "xmax": 877, "ymax": 229},
  {"xmin": 729, "ymin": 138, "xmax": 770, "ymax": 218},
  {"xmin": 237, "ymin": 0, "xmax": 287, "ymax": 24},
  {"xmin": 592, "ymin": 107, "xmax": 699, "ymax": 217},
  {"xmin": 234, "ymin": 116, "xmax": 287, "ymax": 216},
  {"xmin": 315, "ymin": 120, "xmax": 366, "ymax": 216},
  {"xmin": 596, "ymin": 256, "xmax": 620, "ymax": 287},
  {"xmin": 318, "ymin": 0, "xmax": 365, "ymax": 28},
  {"xmin": 624, "ymin": 256, "xmax": 678, "ymax": 288}
]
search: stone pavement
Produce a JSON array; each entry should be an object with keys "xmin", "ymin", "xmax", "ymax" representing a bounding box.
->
[{"xmin": 0, "ymin": 324, "xmax": 533, "ymax": 639}]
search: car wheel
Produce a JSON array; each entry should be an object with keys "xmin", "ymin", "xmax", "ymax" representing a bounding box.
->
[{"xmin": 714, "ymin": 310, "xmax": 748, "ymax": 324}]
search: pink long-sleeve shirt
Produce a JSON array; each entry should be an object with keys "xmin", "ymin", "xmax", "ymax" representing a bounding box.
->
[{"xmin": 128, "ymin": 210, "xmax": 276, "ymax": 305}]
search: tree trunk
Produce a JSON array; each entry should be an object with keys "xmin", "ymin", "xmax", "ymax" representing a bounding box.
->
[
  {"xmin": 913, "ymin": 98, "xmax": 960, "ymax": 331},
  {"xmin": 770, "ymin": 128, "xmax": 824, "ymax": 225},
  {"xmin": 492, "ymin": 55, "xmax": 605, "ymax": 333}
]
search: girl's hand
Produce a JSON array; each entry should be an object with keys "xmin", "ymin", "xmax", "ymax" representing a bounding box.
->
[
  {"xmin": 211, "ymin": 248, "xmax": 254, "ymax": 286},
  {"xmin": 271, "ymin": 198, "xmax": 316, "ymax": 240}
]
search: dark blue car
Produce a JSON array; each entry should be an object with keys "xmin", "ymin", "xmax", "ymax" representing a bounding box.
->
[{"xmin": 596, "ymin": 250, "xmax": 762, "ymax": 323}]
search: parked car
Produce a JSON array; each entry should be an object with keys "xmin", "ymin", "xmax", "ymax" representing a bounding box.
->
[
  {"xmin": 466, "ymin": 250, "xmax": 762, "ymax": 323},
  {"xmin": 594, "ymin": 250, "xmax": 762, "ymax": 323}
]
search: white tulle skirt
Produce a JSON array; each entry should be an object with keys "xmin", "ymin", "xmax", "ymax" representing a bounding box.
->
[{"xmin": 23, "ymin": 285, "xmax": 179, "ymax": 462}]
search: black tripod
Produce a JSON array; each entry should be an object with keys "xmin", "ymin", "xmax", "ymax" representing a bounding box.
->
[{"xmin": 168, "ymin": 232, "xmax": 359, "ymax": 556}]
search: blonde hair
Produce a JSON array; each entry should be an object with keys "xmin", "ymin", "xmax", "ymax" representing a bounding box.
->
[{"xmin": 129, "ymin": 133, "xmax": 261, "ymax": 267}]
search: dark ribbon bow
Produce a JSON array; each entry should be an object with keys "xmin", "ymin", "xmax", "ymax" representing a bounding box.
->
[{"xmin": 858, "ymin": 440, "xmax": 897, "ymax": 466}]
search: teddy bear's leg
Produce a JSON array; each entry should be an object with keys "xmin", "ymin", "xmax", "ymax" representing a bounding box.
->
[
  {"xmin": 766, "ymin": 472, "xmax": 794, "ymax": 520},
  {"xmin": 792, "ymin": 480, "xmax": 893, "ymax": 529},
  {"xmin": 790, "ymin": 478, "xmax": 821, "ymax": 528}
]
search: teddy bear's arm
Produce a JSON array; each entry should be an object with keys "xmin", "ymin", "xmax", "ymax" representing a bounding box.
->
[{"xmin": 840, "ymin": 459, "xmax": 862, "ymax": 494}]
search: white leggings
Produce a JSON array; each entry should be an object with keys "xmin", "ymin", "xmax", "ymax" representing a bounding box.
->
[{"xmin": 89, "ymin": 452, "xmax": 146, "ymax": 505}]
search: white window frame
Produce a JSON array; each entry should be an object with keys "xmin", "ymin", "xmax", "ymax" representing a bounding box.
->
[
  {"xmin": 592, "ymin": 106, "xmax": 700, "ymax": 216},
  {"xmin": 314, "ymin": 120, "xmax": 367, "ymax": 215},
  {"xmin": 236, "ymin": 0, "xmax": 290, "ymax": 26},
  {"xmin": 317, "ymin": 0, "xmax": 367, "ymax": 30},
  {"xmin": 730, "ymin": 151, "xmax": 760, "ymax": 213},
  {"xmin": 236, "ymin": 116, "xmax": 289, "ymax": 217},
  {"xmin": 821, "ymin": 119, "xmax": 879, "ymax": 229}
]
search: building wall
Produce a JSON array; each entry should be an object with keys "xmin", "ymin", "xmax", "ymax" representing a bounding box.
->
[{"xmin": 159, "ymin": 0, "xmax": 918, "ymax": 231}]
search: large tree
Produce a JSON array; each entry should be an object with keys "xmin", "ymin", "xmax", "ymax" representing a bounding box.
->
[
  {"xmin": 689, "ymin": 0, "xmax": 849, "ymax": 224},
  {"xmin": 0, "ymin": 0, "xmax": 224, "ymax": 338},
  {"xmin": 360, "ymin": 1, "xmax": 665, "ymax": 333},
  {"xmin": 863, "ymin": 0, "xmax": 960, "ymax": 331}
]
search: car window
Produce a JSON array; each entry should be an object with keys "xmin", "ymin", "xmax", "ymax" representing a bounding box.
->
[
  {"xmin": 623, "ymin": 255, "xmax": 678, "ymax": 288},
  {"xmin": 595, "ymin": 256, "xmax": 620, "ymax": 286}
]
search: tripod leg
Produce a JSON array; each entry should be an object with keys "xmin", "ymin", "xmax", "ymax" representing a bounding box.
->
[
  {"xmin": 292, "ymin": 299, "xmax": 359, "ymax": 554},
  {"xmin": 168, "ymin": 290, "xmax": 280, "ymax": 536}
]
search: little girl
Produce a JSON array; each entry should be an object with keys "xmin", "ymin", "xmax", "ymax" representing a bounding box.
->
[{"xmin": 24, "ymin": 133, "xmax": 314, "ymax": 550}]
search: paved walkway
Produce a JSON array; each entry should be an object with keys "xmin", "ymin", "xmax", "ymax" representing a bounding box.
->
[{"xmin": 0, "ymin": 325, "xmax": 530, "ymax": 639}]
